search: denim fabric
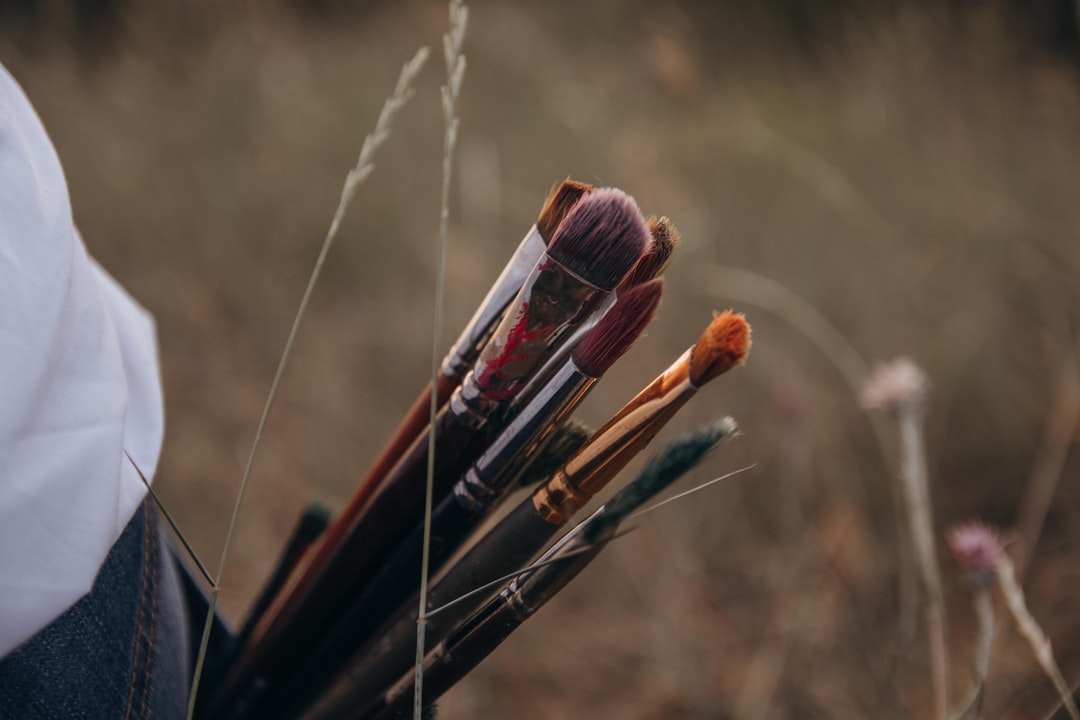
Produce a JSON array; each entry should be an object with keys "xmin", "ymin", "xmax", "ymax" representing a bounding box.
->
[{"xmin": 0, "ymin": 498, "xmax": 191, "ymax": 719}]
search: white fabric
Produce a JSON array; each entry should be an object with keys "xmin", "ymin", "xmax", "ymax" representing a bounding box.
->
[{"xmin": 0, "ymin": 64, "xmax": 164, "ymax": 657}]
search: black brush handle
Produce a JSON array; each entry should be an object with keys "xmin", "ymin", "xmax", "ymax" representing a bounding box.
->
[
  {"xmin": 308, "ymin": 496, "xmax": 563, "ymax": 719},
  {"xmin": 209, "ymin": 406, "xmax": 484, "ymax": 720},
  {"xmin": 236, "ymin": 502, "xmax": 330, "ymax": 649},
  {"xmin": 369, "ymin": 540, "xmax": 603, "ymax": 720},
  {"xmin": 363, "ymin": 421, "xmax": 734, "ymax": 720},
  {"xmin": 269, "ymin": 493, "xmax": 473, "ymax": 718},
  {"xmin": 364, "ymin": 595, "xmax": 522, "ymax": 720}
]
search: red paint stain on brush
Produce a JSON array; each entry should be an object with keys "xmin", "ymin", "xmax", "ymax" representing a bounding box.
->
[{"xmin": 477, "ymin": 301, "xmax": 556, "ymax": 400}]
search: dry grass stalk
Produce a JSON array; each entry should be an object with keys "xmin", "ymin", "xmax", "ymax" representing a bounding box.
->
[
  {"xmin": 704, "ymin": 263, "xmax": 921, "ymax": 663},
  {"xmin": 417, "ymin": 1, "xmax": 468, "ymax": 719},
  {"xmin": 947, "ymin": 522, "xmax": 1000, "ymax": 719},
  {"xmin": 948, "ymin": 520, "xmax": 1079, "ymax": 720},
  {"xmin": 997, "ymin": 553, "xmax": 1079, "ymax": 720},
  {"xmin": 863, "ymin": 357, "xmax": 948, "ymax": 720},
  {"xmin": 1015, "ymin": 361, "xmax": 1080, "ymax": 580},
  {"xmin": 185, "ymin": 44, "xmax": 430, "ymax": 720}
]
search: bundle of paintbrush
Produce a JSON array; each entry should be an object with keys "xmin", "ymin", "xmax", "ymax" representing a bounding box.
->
[
  {"xmin": 327, "ymin": 419, "xmax": 739, "ymax": 720},
  {"xmin": 298, "ymin": 309, "xmax": 751, "ymax": 718},
  {"xmin": 201, "ymin": 180, "xmax": 751, "ymax": 720}
]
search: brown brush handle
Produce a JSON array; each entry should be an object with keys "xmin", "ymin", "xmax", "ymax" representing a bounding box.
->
[
  {"xmin": 246, "ymin": 371, "xmax": 457, "ymax": 653},
  {"xmin": 234, "ymin": 503, "xmax": 330, "ymax": 651},
  {"xmin": 306, "ymin": 497, "xmax": 565, "ymax": 717},
  {"xmin": 298, "ymin": 370, "xmax": 458, "ymax": 596},
  {"xmin": 367, "ymin": 544, "xmax": 606, "ymax": 720},
  {"xmin": 208, "ymin": 402, "xmax": 486, "ymax": 720},
  {"xmin": 211, "ymin": 374, "xmax": 451, "ymax": 711}
]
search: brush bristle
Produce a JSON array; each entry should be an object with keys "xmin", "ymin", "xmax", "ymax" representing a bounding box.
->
[
  {"xmin": 518, "ymin": 419, "xmax": 593, "ymax": 487},
  {"xmin": 535, "ymin": 179, "xmax": 593, "ymax": 242},
  {"xmin": 688, "ymin": 311, "xmax": 751, "ymax": 387},
  {"xmin": 546, "ymin": 188, "xmax": 650, "ymax": 291},
  {"xmin": 584, "ymin": 418, "xmax": 736, "ymax": 542},
  {"xmin": 617, "ymin": 216, "xmax": 680, "ymax": 292},
  {"xmin": 647, "ymin": 216, "xmax": 679, "ymax": 276},
  {"xmin": 573, "ymin": 279, "xmax": 663, "ymax": 377}
]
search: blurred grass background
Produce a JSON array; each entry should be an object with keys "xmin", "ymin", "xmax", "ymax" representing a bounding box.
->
[{"xmin": 4, "ymin": 1, "xmax": 1080, "ymax": 717}]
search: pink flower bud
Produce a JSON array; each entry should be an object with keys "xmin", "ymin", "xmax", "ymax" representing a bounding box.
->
[{"xmin": 947, "ymin": 521, "xmax": 1004, "ymax": 578}]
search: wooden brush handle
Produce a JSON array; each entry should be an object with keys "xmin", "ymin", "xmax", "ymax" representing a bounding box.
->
[
  {"xmin": 304, "ymin": 370, "xmax": 457, "ymax": 587},
  {"xmin": 311, "ymin": 497, "xmax": 563, "ymax": 718},
  {"xmin": 253, "ymin": 370, "xmax": 458, "ymax": 656},
  {"xmin": 212, "ymin": 402, "xmax": 483, "ymax": 719}
]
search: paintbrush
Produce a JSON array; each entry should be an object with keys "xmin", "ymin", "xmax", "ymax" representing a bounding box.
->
[
  {"xmin": 532, "ymin": 309, "xmax": 750, "ymax": 524},
  {"xmin": 441, "ymin": 180, "xmax": 594, "ymax": 383},
  {"xmin": 617, "ymin": 215, "xmax": 678, "ymax": 292},
  {"xmin": 305, "ymin": 306, "xmax": 748, "ymax": 715},
  {"xmin": 356, "ymin": 419, "xmax": 738, "ymax": 720},
  {"xmin": 464, "ymin": 187, "xmax": 648, "ymax": 403},
  {"xmin": 512, "ymin": 215, "xmax": 677, "ymax": 411},
  {"xmin": 285, "ymin": 181, "xmax": 593, "ymax": 633},
  {"xmin": 198, "ymin": 502, "xmax": 330, "ymax": 701},
  {"xmin": 207, "ymin": 187, "xmax": 649, "ymax": 720},
  {"xmin": 450, "ymin": 279, "xmax": 663, "ymax": 525},
  {"xmin": 515, "ymin": 418, "xmax": 592, "ymax": 489},
  {"xmin": 232, "ymin": 502, "xmax": 330, "ymax": 659},
  {"xmin": 270, "ymin": 281, "xmax": 664, "ymax": 720},
  {"xmin": 320, "ymin": 181, "xmax": 592, "ymax": 557}
]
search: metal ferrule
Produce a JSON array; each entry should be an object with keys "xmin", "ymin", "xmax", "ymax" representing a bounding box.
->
[
  {"xmin": 531, "ymin": 467, "xmax": 589, "ymax": 526},
  {"xmin": 532, "ymin": 351, "xmax": 698, "ymax": 525},
  {"xmin": 440, "ymin": 227, "xmax": 546, "ymax": 379},
  {"xmin": 447, "ymin": 372, "xmax": 497, "ymax": 430},
  {"xmin": 502, "ymin": 514, "xmax": 591, "ymax": 616},
  {"xmin": 471, "ymin": 253, "xmax": 607, "ymax": 403},
  {"xmin": 505, "ymin": 584, "xmax": 532, "ymax": 621},
  {"xmin": 504, "ymin": 513, "xmax": 602, "ymax": 618},
  {"xmin": 511, "ymin": 291, "xmax": 618, "ymax": 409},
  {"xmin": 454, "ymin": 360, "xmax": 594, "ymax": 513}
]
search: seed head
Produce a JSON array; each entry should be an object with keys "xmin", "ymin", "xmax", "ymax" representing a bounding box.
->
[
  {"xmin": 947, "ymin": 521, "xmax": 1004, "ymax": 583},
  {"xmin": 861, "ymin": 356, "xmax": 929, "ymax": 413}
]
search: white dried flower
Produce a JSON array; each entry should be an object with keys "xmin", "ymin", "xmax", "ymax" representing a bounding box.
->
[{"xmin": 861, "ymin": 356, "xmax": 930, "ymax": 412}]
